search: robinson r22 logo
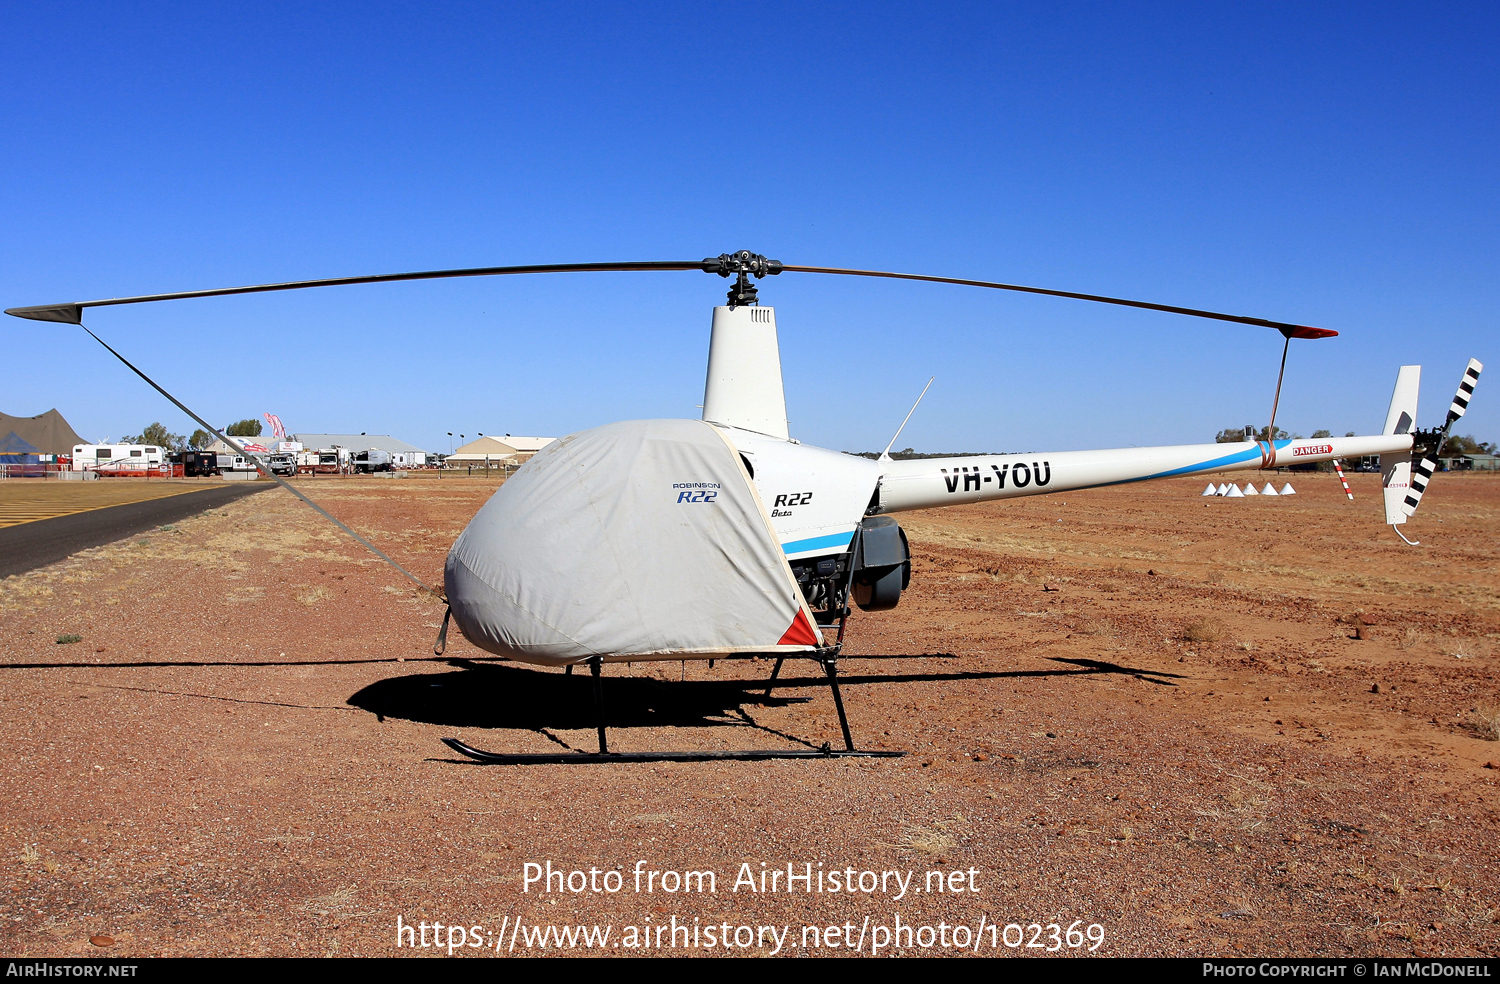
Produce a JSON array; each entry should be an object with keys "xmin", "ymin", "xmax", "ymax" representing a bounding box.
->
[{"xmin": 673, "ymin": 482, "xmax": 720, "ymax": 503}]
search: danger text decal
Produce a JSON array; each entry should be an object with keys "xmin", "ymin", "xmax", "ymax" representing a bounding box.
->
[
  {"xmin": 940, "ymin": 462, "xmax": 1051, "ymax": 494},
  {"xmin": 1292, "ymin": 444, "xmax": 1333, "ymax": 457}
]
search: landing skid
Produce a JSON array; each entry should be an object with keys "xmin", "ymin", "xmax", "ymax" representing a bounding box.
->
[
  {"xmin": 441, "ymin": 653, "xmax": 905, "ymax": 765},
  {"xmin": 442, "ymin": 738, "xmax": 900, "ymax": 765}
]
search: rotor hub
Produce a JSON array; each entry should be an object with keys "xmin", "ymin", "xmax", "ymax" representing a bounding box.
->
[{"xmin": 702, "ymin": 251, "xmax": 783, "ymax": 308}]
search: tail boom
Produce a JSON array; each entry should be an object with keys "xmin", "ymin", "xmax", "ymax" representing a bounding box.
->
[{"xmin": 875, "ymin": 434, "xmax": 1411, "ymax": 513}]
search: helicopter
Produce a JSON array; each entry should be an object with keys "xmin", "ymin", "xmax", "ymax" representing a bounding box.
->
[{"xmin": 6, "ymin": 251, "xmax": 1482, "ymax": 763}]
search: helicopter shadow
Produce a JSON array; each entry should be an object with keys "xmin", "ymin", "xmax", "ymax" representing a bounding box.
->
[
  {"xmin": 345, "ymin": 654, "xmax": 1185, "ymax": 738},
  {"xmin": 347, "ymin": 660, "xmax": 802, "ymax": 734}
]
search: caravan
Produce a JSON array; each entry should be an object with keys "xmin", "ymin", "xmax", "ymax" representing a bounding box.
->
[{"xmin": 71, "ymin": 443, "xmax": 165, "ymax": 472}]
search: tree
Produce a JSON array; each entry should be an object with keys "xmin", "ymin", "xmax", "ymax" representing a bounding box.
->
[
  {"xmin": 1216, "ymin": 425, "xmax": 1287, "ymax": 443},
  {"xmin": 188, "ymin": 428, "xmax": 213, "ymax": 449},
  {"xmin": 225, "ymin": 419, "xmax": 262, "ymax": 437},
  {"xmin": 123, "ymin": 422, "xmax": 185, "ymax": 449},
  {"xmin": 1311, "ymin": 429, "xmax": 1332, "ymax": 439},
  {"xmin": 1444, "ymin": 434, "xmax": 1497, "ymax": 455}
]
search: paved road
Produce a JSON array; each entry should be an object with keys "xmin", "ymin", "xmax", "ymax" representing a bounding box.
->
[{"xmin": 0, "ymin": 482, "xmax": 273, "ymax": 578}]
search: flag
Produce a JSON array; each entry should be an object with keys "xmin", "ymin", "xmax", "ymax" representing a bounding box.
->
[{"xmin": 263, "ymin": 412, "xmax": 286, "ymax": 440}]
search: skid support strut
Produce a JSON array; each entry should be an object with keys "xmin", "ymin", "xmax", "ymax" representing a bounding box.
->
[
  {"xmin": 762, "ymin": 657, "xmax": 784, "ymax": 698},
  {"xmin": 590, "ymin": 657, "xmax": 607, "ymax": 754},
  {"xmin": 821, "ymin": 657, "xmax": 856, "ymax": 752}
]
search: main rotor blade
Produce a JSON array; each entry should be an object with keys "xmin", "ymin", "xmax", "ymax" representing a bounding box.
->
[
  {"xmin": 779, "ymin": 264, "xmax": 1337, "ymax": 339},
  {"xmin": 7, "ymin": 251, "xmax": 1338, "ymax": 339},
  {"xmin": 5, "ymin": 260, "xmax": 705, "ymax": 324}
]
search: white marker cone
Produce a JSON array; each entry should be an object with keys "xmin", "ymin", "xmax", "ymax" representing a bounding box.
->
[
  {"xmin": 1280, "ymin": 483, "xmax": 1296, "ymax": 495},
  {"xmin": 1262, "ymin": 483, "xmax": 1278, "ymax": 495},
  {"xmin": 1216, "ymin": 483, "xmax": 1230, "ymax": 496},
  {"xmin": 1202, "ymin": 483, "xmax": 1217, "ymax": 496},
  {"xmin": 1226, "ymin": 483, "xmax": 1245, "ymax": 497},
  {"xmin": 1243, "ymin": 483, "xmax": 1259, "ymax": 495}
]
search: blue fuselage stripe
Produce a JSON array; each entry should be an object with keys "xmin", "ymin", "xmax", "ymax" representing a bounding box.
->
[
  {"xmin": 780, "ymin": 532, "xmax": 854, "ymax": 555},
  {"xmin": 1094, "ymin": 441, "xmax": 1289, "ymax": 489}
]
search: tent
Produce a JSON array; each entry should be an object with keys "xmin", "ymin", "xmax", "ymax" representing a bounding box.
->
[
  {"xmin": 0, "ymin": 431, "xmax": 41, "ymax": 464},
  {"xmin": 446, "ymin": 436, "xmax": 521, "ymax": 463},
  {"xmin": 445, "ymin": 418, "xmax": 821, "ymax": 665},
  {"xmin": 0, "ymin": 409, "xmax": 83, "ymax": 455}
]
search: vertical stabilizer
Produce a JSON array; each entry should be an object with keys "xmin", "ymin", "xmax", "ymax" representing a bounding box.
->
[
  {"xmin": 1380, "ymin": 365, "xmax": 1420, "ymax": 525},
  {"xmin": 702, "ymin": 305, "xmax": 790, "ymax": 440},
  {"xmin": 1383, "ymin": 366, "xmax": 1421, "ymax": 436}
]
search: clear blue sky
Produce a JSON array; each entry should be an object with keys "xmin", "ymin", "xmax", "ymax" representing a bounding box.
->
[{"xmin": 3, "ymin": 2, "xmax": 1494, "ymax": 453}]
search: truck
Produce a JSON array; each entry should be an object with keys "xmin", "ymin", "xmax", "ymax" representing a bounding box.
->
[
  {"xmin": 173, "ymin": 449, "xmax": 220, "ymax": 476},
  {"xmin": 353, "ymin": 449, "xmax": 391, "ymax": 473}
]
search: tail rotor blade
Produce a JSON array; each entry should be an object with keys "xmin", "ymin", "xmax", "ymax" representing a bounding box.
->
[{"xmin": 1402, "ymin": 358, "xmax": 1483, "ymax": 517}]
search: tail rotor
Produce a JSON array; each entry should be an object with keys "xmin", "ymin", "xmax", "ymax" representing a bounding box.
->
[{"xmin": 1403, "ymin": 358, "xmax": 1483, "ymax": 518}]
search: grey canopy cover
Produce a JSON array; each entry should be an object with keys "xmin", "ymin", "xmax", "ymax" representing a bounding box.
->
[{"xmin": 445, "ymin": 418, "xmax": 821, "ymax": 665}]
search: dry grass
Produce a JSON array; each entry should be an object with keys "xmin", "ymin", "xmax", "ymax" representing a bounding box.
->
[
  {"xmin": 301, "ymin": 885, "xmax": 359, "ymax": 916},
  {"xmin": 295, "ymin": 586, "xmax": 334, "ymax": 606},
  {"xmin": 899, "ymin": 825, "xmax": 958, "ymax": 855},
  {"xmin": 1077, "ymin": 617, "xmax": 1118, "ymax": 638},
  {"xmin": 1443, "ymin": 641, "xmax": 1478, "ymax": 661},
  {"xmin": 1465, "ymin": 704, "xmax": 1500, "ymax": 741},
  {"xmin": 1183, "ymin": 619, "xmax": 1225, "ymax": 644},
  {"xmin": 1397, "ymin": 627, "xmax": 1423, "ymax": 651}
]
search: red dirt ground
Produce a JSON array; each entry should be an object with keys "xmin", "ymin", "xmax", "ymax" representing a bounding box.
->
[{"xmin": 1, "ymin": 471, "xmax": 1496, "ymax": 957}]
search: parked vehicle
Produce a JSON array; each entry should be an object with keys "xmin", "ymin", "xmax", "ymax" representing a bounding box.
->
[
  {"xmin": 71, "ymin": 443, "xmax": 165, "ymax": 471},
  {"xmin": 175, "ymin": 450, "xmax": 220, "ymax": 476},
  {"xmin": 268, "ymin": 453, "xmax": 297, "ymax": 476},
  {"xmin": 354, "ymin": 449, "xmax": 391, "ymax": 473},
  {"xmin": 216, "ymin": 453, "xmax": 256, "ymax": 472}
]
